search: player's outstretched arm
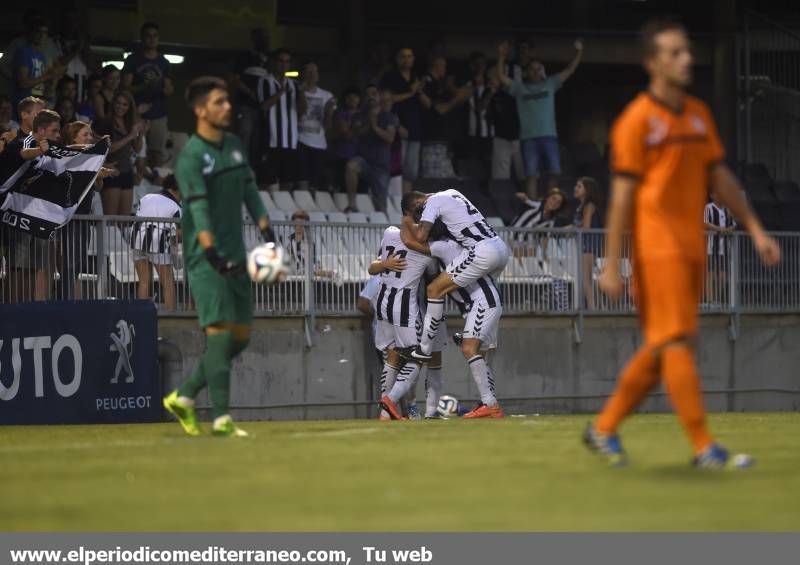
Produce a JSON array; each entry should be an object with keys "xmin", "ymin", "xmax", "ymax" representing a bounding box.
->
[
  {"xmin": 598, "ymin": 174, "xmax": 637, "ymax": 299},
  {"xmin": 710, "ymin": 164, "xmax": 781, "ymax": 267}
]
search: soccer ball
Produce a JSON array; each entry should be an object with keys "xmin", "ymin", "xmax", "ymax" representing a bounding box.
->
[
  {"xmin": 437, "ymin": 395, "xmax": 460, "ymax": 418},
  {"xmin": 247, "ymin": 243, "xmax": 292, "ymax": 284}
]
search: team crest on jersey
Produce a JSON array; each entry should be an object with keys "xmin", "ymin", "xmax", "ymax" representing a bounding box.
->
[
  {"xmin": 689, "ymin": 114, "xmax": 706, "ymax": 134},
  {"xmin": 645, "ymin": 116, "xmax": 669, "ymax": 146},
  {"xmin": 232, "ymin": 150, "xmax": 243, "ymax": 163},
  {"xmin": 202, "ymin": 153, "xmax": 215, "ymax": 174}
]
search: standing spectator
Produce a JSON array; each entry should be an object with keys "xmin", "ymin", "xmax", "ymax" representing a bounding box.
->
[
  {"xmin": 380, "ymin": 48, "xmax": 430, "ymax": 193},
  {"xmin": 297, "ymin": 61, "xmax": 335, "ymax": 192},
  {"xmin": 259, "ymin": 47, "xmax": 307, "ymax": 192},
  {"xmin": 78, "ymin": 73, "xmax": 101, "ymax": 122},
  {"xmin": 508, "ymin": 37, "xmax": 535, "ymax": 82},
  {"xmin": 0, "ymin": 96, "xmax": 20, "ymax": 131},
  {"xmin": 231, "ymin": 27, "xmax": 270, "ymax": 167},
  {"xmin": 51, "ymin": 9, "xmax": 92, "ymax": 105},
  {"xmin": 485, "ymin": 69, "xmax": 523, "ymax": 182},
  {"xmin": 14, "ymin": 109, "xmax": 62, "ymax": 301},
  {"xmin": 573, "ymin": 176, "xmax": 602, "ymax": 309},
  {"xmin": 93, "ymin": 65, "xmax": 120, "ymax": 120},
  {"xmin": 465, "ymin": 51, "xmax": 494, "ymax": 166},
  {"xmin": 11, "ymin": 17, "xmax": 65, "ymax": 114},
  {"xmin": 132, "ymin": 174, "xmax": 182, "ymax": 310},
  {"xmin": 345, "ymin": 89, "xmax": 398, "ymax": 213},
  {"xmin": 420, "ymin": 56, "xmax": 469, "ymax": 179},
  {"xmin": 496, "ymin": 39, "xmax": 583, "ymax": 198},
  {"xmin": 93, "ymin": 91, "xmax": 146, "ymax": 216},
  {"xmin": 121, "ymin": 22, "xmax": 174, "ymax": 167},
  {"xmin": 330, "ymin": 87, "xmax": 361, "ymax": 192},
  {"xmin": 59, "ymin": 120, "xmax": 107, "ymax": 300},
  {"xmin": 704, "ymin": 189, "xmax": 736, "ymax": 305}
]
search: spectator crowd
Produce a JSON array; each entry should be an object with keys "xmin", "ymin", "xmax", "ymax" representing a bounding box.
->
[{"xmin": 0, "ymin": 10, "xmax": 739, "ymax": 310}]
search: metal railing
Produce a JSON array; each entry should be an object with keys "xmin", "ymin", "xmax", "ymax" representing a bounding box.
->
[{"xmin": 1, "ymin": 218, "xmax": 797, "ymax": 318}]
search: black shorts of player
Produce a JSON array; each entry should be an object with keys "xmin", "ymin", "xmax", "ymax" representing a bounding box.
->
[
  {"xmin": 263, "ymin": 147, "xmax": 300, "ymax": 186},
  {"xmin": 103, "ymin": 171, "xmax": 135, "ymax": 189}
]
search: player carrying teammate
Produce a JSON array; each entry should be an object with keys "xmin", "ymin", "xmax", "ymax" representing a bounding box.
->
[
  {"xmin": 585, "ymin": 20, "xmax": 781, "ymax": 467},
  {"xmin": 162, "ymin": 76, "xmax": 275, "ymax": 438},
  {"xmin": 401, "ymin": 188, "xmax": 509, "ymax": 418},
  {"xmin": 402, "ymin": 192, "xmax": 505, "ymax": 418}
]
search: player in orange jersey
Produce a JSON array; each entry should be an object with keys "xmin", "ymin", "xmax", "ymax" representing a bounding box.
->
[{"xmin": 584, "ymin": 18, "xmax": 781, "ymax": 468}]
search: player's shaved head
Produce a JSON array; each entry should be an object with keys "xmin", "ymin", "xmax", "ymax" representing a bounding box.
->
[{"xmin": 185, "ymin": 76, "xmax": 228, "ymax": 109}]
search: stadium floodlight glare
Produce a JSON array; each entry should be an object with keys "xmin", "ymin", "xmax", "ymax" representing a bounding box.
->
[
  {"xmin": 101, "ymin": 60, "xmax": 125, "ymax": 70},
  {"xmin": 123, "ymin": 51, "xmax": 183, "ymax": 64}
]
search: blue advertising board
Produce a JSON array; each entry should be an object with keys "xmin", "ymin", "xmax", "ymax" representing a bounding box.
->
[{"xmin": 0, "ymin": 300, "xmax": 160, "ymax": 424}]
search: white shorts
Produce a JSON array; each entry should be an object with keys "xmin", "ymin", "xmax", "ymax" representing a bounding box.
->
[
  {"xmin": 462, "ymin": 300, "xmax": 501, "ymax": 350},
  {"xmin": 447, "ymin": 238, "xmax": 510, "ymax": 288},
  {"xmin": 376, "ymin": 320, "xmax": 420, "ymax": 352}
]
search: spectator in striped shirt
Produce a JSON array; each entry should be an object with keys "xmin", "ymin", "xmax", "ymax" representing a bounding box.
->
[
  {"xmin": 704, "ymin": 189, "xmax": 736, "ymax": 306},
  {"xmin": 259, "ymin": 48, "xmax": 307, "ymax": 192},
  {"xmin": 510, "ymin": 187, "xmax": 567, "ymax": 257},
  {"xmin": 132, "ymin": 174, "xmax": 182, "ymax": 310}
]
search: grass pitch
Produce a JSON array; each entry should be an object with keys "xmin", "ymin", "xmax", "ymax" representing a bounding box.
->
[{"xmin": 1, "ymin": 413, "xmax": 798, "ymax": 531}]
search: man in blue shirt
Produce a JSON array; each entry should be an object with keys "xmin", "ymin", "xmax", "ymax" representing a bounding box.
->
[
  {"xmin": 122, "ymin": 21, "xmax": 174, "ymax": 167},
  {"xmin": 12, "ymin": 17, "xmax": 65, "ymax": 116},
  {"xmin": 496, "ymin": 39, "xmax": 583, "ymax": 198}
]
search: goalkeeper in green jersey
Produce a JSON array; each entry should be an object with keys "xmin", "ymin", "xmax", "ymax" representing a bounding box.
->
[{"xmin": 163, "ymin": 76, "xmax": 275, "ymax": 438}]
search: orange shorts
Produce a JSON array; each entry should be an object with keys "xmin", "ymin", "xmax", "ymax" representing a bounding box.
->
[{"xmin": 634, "ymin": 257, "xmax": 705, "ymax": 346}]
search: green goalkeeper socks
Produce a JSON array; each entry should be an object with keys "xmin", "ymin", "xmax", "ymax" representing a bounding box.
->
[{"xmin": 178, "ymin": 330, "xmax": 235, "ymax": 418}]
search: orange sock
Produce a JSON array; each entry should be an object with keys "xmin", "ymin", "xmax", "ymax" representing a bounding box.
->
[
  {"xmin": 596, "ymin": 346, "xmax": 660, "ymax": 434},
  {"xmin": 661, "ymin": 344, "xmax": 714, "ymax": 454}
]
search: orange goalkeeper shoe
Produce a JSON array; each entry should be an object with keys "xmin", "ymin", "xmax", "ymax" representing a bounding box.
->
[{"xmin": 379, "ymin": 395, "xmax": 406, "ymax": 420}]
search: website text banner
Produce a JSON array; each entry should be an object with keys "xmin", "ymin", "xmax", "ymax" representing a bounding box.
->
[
  {"xmin": 0, "ymin": 300, "xmax": 159, "ymax": 425},
  {"xmin": 1, "ymin": 533, "xmax": 798, "ymax": 565}
]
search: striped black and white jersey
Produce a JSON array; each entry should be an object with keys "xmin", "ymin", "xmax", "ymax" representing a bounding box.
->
[
  {"xmin": 511, "ymin": 199, "xmax": 556, "ymax": 230},
  {"xmin": 257, "ymin": 74, "xmax": 299, "ymax": 149},
  {"xmin": 429, "ymin": 239, "xmax": 502, "ymax": 309},
  {"xmin": 468, "ymin": 85, "xmax": 494, "ymax": 139},
  {"xmin": 375, "ymin": 226, "xmax": 434, "ymax": 328},
  {"xmin": 704, "ymin": 202, "xmax": 736, "ymax": 257},
  {"xmin": 132, "ymin": 191, "xmax": 181, "ymax": 254},
  {"xmin": 420, "ymin": 189, "xmax": 498, "ymax": 249}
]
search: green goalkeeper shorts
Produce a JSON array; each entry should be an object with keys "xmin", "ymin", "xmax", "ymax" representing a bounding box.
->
[{"xmin": 188, "ymin": 268, "xmax": 253, "ymax": 328}]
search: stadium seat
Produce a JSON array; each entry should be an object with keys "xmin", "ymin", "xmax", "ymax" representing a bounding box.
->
[
  {"xmin": 486, "ymin": 216, "xmax": 505, "ymax": 228},
  {"xmin": 268, "ymin": 209, "xmax": 288, "ymax": 222},
  {"xmin": 778, "ymin": 203, "xmax": 800, "ymax": 231},
  {"xmin": 746, "ymin": 178, "xmax": 775, "ymax": 203},
  {"xmin": 307, "ymin": 212, "xmax": 327, "ymax": 222},
  {"xmin": 333, "ymin": 193, "xmax": 349, "ymax": 211},
  {"xmin": 752, "ymin": 201, "xmax": 781, "ymax": 230},
  {"xmin": 773, "ymin": 181, "xmax": 800, "ymax": 202},
  {"xmin": 347, "ymin": 212, "xmax": 369, "ymax": 223},
  {"xmin": 243, "ymin": 225, "xmax": 262, "ymax": 251},
  {"xmin": 292, "ymin": 190, "xmax": 320, "ymax": 212},
  {"xmin": 387, "ymin": 210, "xmax": 402, "ymax": 224},
  {"xmin": 315, "ymin": 191, "xmax": 339, "ymax": 213},
  {"xmin": 327, "ymin": 212, "xmax": 347, "ymax": 223},
  {"xmin": 456, "ymin": 159, "xmax": 488, "ymax": 182},
  {"xmin": 389, "ymin": 195, "xmax": 402, "ymax": 215},
  {"xmin": 488, "ymin": 179, "xmax": 521, "ymax": 224},
  {"xmin": 368, "ymin": 211, "xmax": 389, "ymax": 224},
  {"xmin": 744, "ymin": 162, "xmax": 771, "ymax": 181},
  {"xmin": 260, "ymin": 192, "xmax": 277, "ymax": 212},
  {"xmin": 355, "ymin": 194, "xmax": 376, "ymax": 213},
  {"xmin": 273, "ymin": 191, "xmax": 299, "ymax": 213},
  {"xmin": 414, "ymin": 178, "xmax": 458, "ymax": 194}
]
